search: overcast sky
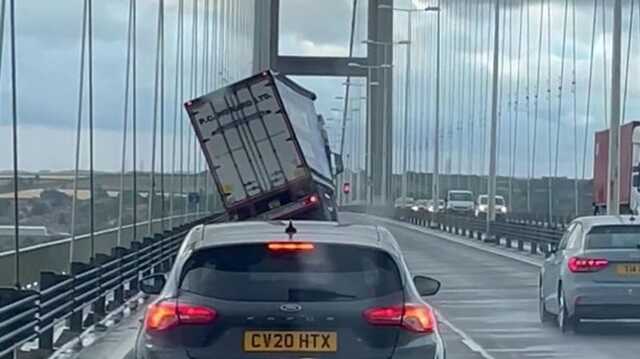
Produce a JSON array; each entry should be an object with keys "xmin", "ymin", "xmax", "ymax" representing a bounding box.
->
[{"xmin": 1, "ymin": 0, "xmax": 639, "ymax": 181}]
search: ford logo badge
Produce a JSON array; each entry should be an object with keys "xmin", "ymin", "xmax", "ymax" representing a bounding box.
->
[{"xmin": 280, "ymin": 304, "xmax": 302, "ymax": 313}]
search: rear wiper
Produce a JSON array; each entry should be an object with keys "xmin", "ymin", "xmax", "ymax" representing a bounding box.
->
[{"xmin": 288, "ymin": 288, "xmax": 357, "ymax": 301}]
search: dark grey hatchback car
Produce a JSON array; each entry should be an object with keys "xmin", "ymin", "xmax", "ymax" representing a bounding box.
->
[{"xmin": 134, "ymin": 221, "xmax": 445, "ymax": 359}]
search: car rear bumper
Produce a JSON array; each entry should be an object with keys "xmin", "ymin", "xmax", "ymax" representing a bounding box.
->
[
  {"xmin": 447, "ymin": 208, "xmax": 473, "ymax": 213},
  {"xmin": 566, "ymin": 283, "xmax": 640, "ymax": 318},
  {"xmin": 138, "ymin": 336, "xmax": 444, "ymax": 359},
  {"xmin": 575, "ymin": 304, "xmax": 640, "ymax": 320}
]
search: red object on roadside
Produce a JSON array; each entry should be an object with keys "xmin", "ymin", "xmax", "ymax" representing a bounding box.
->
[{"xmin": 593, "ymin": 121, "xmax": 639, "ymax": 210}]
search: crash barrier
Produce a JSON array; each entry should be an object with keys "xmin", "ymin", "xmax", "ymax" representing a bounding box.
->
[
  {"xmin": 0, "ymin": 213, "xmax": 225, "ymax": 359},
  {"xmin": 341, "ymin": 205, "xmax": 564, "ymax": 255},
  {"xmin": 504, "ymin": 211, "xmax": 573, "ymax": 227},
  {"xmin": 0, "ymin": 212, "xmax": 217, "ymax": 287}
]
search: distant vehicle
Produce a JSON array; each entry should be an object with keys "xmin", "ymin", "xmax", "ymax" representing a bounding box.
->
[
  {"xmin": 394, "ymin": 197, "xmax": 415, "ymax": 209},
  {"xmin": 136, "ymin": 221, "xmax": 445, "ymax": 359},
  {"xmin": 415, "ymin": 199, "xmax": 430, "ymax": 211},
  {"xmin": 427, "ymin": 199, "xmax": 445, "ymax": 213},
  {"xmin": 184, "ymin": 70, "xmax": 342, "ymax": 221},
  {"xmin": 593, "ymin": 121, "xmax": 640, "ymax": 214},
  {"xmin": 539, "ymin": 215, "xmax": 640, "ymax": 333},
  {"xmin": 445, "ymin": 190, "xmax": 474, "ymax": 214},
  {"xmin": 474, "ymin": 195, "xmax": 508, "ymax": 217}
]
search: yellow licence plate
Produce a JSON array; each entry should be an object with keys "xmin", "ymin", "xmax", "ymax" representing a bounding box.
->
[
  {"xmin": 616, "ymin": 263, "xmax": 640, "ymax": 275},
  {"xmin": 243, "ymin": 331, "xmax": 337, "ymax": 352}
]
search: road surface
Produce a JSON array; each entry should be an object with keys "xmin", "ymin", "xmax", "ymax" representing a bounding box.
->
[{"xmin": 68, "ymin": 212, "xmax": 640, "ymax": 359}]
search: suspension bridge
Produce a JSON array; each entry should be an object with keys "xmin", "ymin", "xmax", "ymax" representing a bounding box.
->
[{"xmin": 0, "ymin": 0, "xmax": 639, "ymax": 358}]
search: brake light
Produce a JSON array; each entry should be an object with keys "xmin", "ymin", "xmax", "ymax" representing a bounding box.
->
[
  {"xmin": 363, "ymin": 304, "xmax": 436, "ymax": 334},
  {"xmin": 144, "ymin": 301, "xmax": 216, "ymax": 331},
  {"xmin": 568, "ymin": 257, "xmax": 609, "ymax": 273},
  {"xmin": 304, "ymin": 194, "xmax": 319, "ymax": 205},
  {"xmin": 267, "ymin": 242, "xmax": 314, "ymax": 252}
]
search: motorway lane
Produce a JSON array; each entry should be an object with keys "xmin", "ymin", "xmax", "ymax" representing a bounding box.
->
[
  {"xmin": 343, "ymin": 213, "xmax": 640, "ymax": 359},
  {"xmin": 71, "ymin": 213, "xmax": 640, "ymax": 359}
]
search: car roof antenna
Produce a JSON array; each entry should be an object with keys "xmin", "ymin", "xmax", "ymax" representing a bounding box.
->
[{"xmin": 285, "ymin": 220, "xmax": 297, "ymax": 239}]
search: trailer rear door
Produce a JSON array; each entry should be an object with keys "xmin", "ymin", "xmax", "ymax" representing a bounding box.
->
[{"xmin": 186, "ymin": 73, "xmax": 306, "ymax": 208}]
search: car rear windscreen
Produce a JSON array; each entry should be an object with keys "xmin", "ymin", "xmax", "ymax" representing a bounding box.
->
[
  {"xmin": 479, "ymin": 197, "xmax": 504, "ymax": 205},
  {"xmin": 449, "ymin": 193, "xmax": 472, "ymax": 201},
  {"xmin": 179, "ymin": 243, "xmax": 403, "ymax": 302},
  {"xmin": 586, "ymin": 225, "xmax": 640, "ymax": 249}
]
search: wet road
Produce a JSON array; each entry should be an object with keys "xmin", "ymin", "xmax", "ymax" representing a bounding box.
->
[
  {"xmin": 346, "ymin": 213, "xmax": 640, "ymax": 359},
  {"xmin": 70, "ymin": 213, "xmax": 640, "ymax": 359}
]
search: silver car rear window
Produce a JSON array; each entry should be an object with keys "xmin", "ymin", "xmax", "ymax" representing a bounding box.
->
[
  {"xmin": 179, "ymin": 243, "xmax": 403, "ymax": 302},
  {"xmin": 586, "ymin": 225, "xmax": 640, "ymax": 249}
]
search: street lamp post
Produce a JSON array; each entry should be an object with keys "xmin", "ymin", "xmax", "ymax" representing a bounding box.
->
[
  {"xmin": 379, "ymin": 4, "xmax": 439, "ymax": 208},
  {"xmin": 432, "ymin": 0, "xmax": 442, "ymax": 214},
  {"xmin": 487, "ymin": 0, "xmax": 501, "ymax": 234},
  {"xmin": 347, "ymin": 63, "xmax": 385, "ymax": 204},
  {"xmin": 362, "ymin": 39, "xmax": 409, "ymax": 205}
]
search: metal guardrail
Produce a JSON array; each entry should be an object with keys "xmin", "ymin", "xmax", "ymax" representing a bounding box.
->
[
  {"xmin": 341, "ymin": 205, "xmax": 564, "ymax": 255},
  {"xmin": 0, "ymin": 214, "xmax": 225, "ymax": 359},
  {"xmin": 0, "ymin": 212, "xmax": 216, "ymax": 287}
]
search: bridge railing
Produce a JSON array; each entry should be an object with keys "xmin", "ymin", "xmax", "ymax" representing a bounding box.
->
[
  {"xmin": 0, "ymin": 213, "xmax": 225, "ymax": 359},
  {"xmin": 0, "ymin": 212, "xmax": 215, "ymax": 287},
  {"xmin": 341, "ymin": 205, "xmax": 564, "ymax": 255}
]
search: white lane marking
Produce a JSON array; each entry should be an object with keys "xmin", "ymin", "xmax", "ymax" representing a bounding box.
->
[
  {"xmin": 360, "ymin": 213, "xmax": 543, "ymax": 268},
  {"xmin": 435, "ymin": 309, "xmax": 497, "ymax": 359}
]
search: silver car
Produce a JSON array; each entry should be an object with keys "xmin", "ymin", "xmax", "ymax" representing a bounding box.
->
[
  {"xmin": 539, "ymin": 216, "xmax": 640, "ymax": 332},
  {"xmin": 136, "ymin": 221, "xmax": 446, "ymax": 359}
]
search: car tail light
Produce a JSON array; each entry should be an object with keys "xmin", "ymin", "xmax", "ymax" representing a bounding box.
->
[
  {"xmin": 363, "ymin": 304, "xmax": 436, "ymax": 334},
  {"xmin": 144, "ymin": 301, "xmax": 216, "ymax": 331},
  {"xmin": 304, "ymin": 194, "xmax": 319, "ymax": 205},
  {"xmin": 267, "ymin": 242, "xmax": 314, "ymax": 252},
  {"xmin": 567, "ymin": 257, "xmax": 609, "ymax": 273}
]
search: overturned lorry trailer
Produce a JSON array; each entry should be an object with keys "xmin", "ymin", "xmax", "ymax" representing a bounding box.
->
[{"xmin": 184, "ymin": 70, "xmax": 339, "ymax": 221}]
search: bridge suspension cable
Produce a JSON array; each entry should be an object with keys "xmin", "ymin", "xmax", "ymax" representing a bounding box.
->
[
  {"xmin": 69, "ymin": 0, "xmax": 90, "ymax": 270},
  {"xmin": 546, "ymin": 0, "xmax": 553, "ymax": 222},
  {"xmin": 171, "ymin": 0, "xmax": 185, "ymax": 229},
  {"xmin": 506, "ymin": 3, "xmax": 513, "ymax": 184},
  {"xmin": 117, "ymin": 0, "xmax": 135, "ymax": 246},
  {"xmin": 468, "ymin": 0, "xmax": 480, "ymax": 181},
  {"xmin": 131, "ymin": 0, "xmax": 139, "ymax": 242},
  {"xmin": 571, "ymin": 0, "xmax": 578, "ymax": 217},
  {"xmin": 496, "ymin": 2, "xmax": 507, "ymax": 178},
  {"xmin": 525, "ymin": 0, "xmax": 531, "ymax": 211},
  {"xmin": 622, "ymin": 0, "xmax": 635, "ymax": 123},
  {"xmin": 581, "ymin": 0, "xmax": 598, "ymax": 182},
  {"xmin": 551, "ymin": 0, "xmax": 570, "ymax": 222},
  {"xmin": 530, "ymin": 0, "xmax": 546, "ymax": 210},
  {"xmin": 601, "ymin": 0, "xmax": 609, "ymax": 129},
  {"xmin": 9, "ymin": 0, "xmax": 19, "ymax": 287},
  {"xmin": 88, "ymin": 0, "xmax": 95, "ymax": 261},
  {"xmin": 456, "ymin": 0, "xmax": 468, "ymax": 181},
  {"xmin": 148, "ymin": 0, "xmax": 165, "ymax": 235},
  {"xmin": 508, "ymin": 0, "xmax": 524, "ymax": 207}
]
